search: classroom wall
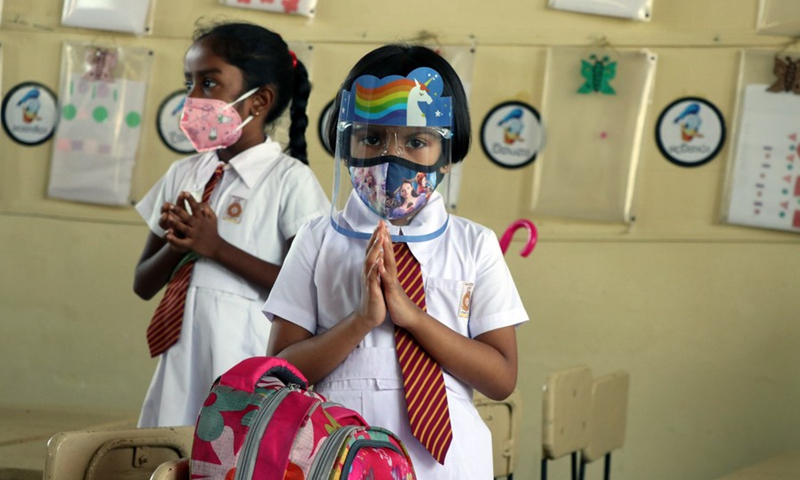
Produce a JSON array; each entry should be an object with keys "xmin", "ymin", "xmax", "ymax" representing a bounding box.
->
[{"xmin": 2, "ymin": 1, "xmax": 799, "ymax": 479}]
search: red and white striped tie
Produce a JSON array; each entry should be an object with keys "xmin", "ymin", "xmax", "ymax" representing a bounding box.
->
[
  {"xmin": 393, "ymin": 242, "xmax": 453, "ymax": 464},
  {"xmin": 146, "ymin": 163, "xmax": 224, "ymax": 357}
]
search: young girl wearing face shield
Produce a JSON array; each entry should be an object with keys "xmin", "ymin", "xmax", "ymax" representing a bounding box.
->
[
  {"xmin": 264, "ymin": 45, "xmax": 528, "ymax": 478},
  {"xmin": 133, "ymin": 21, "xmax": 329, "ymax": 428}
]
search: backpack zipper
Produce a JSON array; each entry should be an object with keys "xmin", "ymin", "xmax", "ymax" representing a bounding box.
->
[{"xmin": 234, "ymin": 384, "xmax": 299, "ymax": 480}]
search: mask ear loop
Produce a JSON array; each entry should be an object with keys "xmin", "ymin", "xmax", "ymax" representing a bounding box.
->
[{"xmin": 226, "ymin": 87, "xmax": 260, "ymax": 133}]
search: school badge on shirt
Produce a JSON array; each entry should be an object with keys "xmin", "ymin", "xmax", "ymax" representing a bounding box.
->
[
  {"xmin": 223, "ymin": 196, "xmax": 246, "ymax": 223},
  {"xmin": 458, "ymin": 282, "xmax": 474, "ymax": 318}
]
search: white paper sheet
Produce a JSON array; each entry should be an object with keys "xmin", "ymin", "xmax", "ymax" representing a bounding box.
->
[
  {"xmin": 549, "ymin": 0, "xmax": 652, "ymax": 21},
  {"xmin": 219, "ymin": 0, "xmax": 317, "ymax": 17},
  {"xmin": 48, "ymin": 43, "xmax": 152, "ymax": 206},
  {"xmin": 61, "ymin": 0, "xmax": 153, "ymax": 34},
  {"xmin": 756, "ymin": 0, "xmax": 800, "ymax": 36},
  {"xmin": 725, "ymin": 85, "xmax": 800, "ymax": 233}
]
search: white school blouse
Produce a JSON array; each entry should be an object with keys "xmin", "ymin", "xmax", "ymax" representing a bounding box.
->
[
  {"xmin": 263, "ymin": 191, "xmax": 529, "ymax": 479},
  {"xmin": 136, "ymin": 138, "xmax": 330, "ymax": 428}
]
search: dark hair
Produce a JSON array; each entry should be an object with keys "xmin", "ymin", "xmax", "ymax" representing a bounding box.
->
[
  {"xmin": 194, "ymin": 21, "xmax": 311, "ymax": 164},
  {"xmin": 325, "ymin": 44, "xmax": 471, "ymax": 164}
]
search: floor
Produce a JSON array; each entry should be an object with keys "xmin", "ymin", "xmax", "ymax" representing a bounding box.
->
[{"xmin": 0, "ymin": 406, "xmax": 137, "ymax": 480}]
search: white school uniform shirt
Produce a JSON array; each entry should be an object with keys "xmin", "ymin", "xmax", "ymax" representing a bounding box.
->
[
  {"xmin": 136, "ymin": 138, "xmax": 330, "ymax": 428},
  {"xmin": 263, "ymin": 190, "xmax": 528, "ymax": 479}
]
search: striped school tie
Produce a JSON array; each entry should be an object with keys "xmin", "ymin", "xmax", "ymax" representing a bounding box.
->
[
  {"xmin": 393, "ymin": 242, "xmax": 453, "ymax": 464},
  {"xmin": 146, "ymin": 163, "xmax": 225, "ymax": 357}
]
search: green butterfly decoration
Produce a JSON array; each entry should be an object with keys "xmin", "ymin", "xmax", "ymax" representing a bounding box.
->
[{"xmin": 578, "ymin": 54, "xmax": 617, "ymax": 95}]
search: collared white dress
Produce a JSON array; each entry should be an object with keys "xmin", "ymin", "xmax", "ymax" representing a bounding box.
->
[
  {"xmin": 136, "ymin": 139, "xmax": 330, "ymax": 428},
  {"xmin": 262, "ymin": 190, "xmax": 528, "ymax": 479}
]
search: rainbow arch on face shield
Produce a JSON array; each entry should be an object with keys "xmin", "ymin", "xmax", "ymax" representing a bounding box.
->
[{"xmin": 339, "ymin": 67, "xmax": 453, "ymax": 128}]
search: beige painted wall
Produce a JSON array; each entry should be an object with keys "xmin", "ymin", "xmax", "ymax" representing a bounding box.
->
[{"xmin": 2, "ymin": 1, "xmax": 800, "ymax": 479}]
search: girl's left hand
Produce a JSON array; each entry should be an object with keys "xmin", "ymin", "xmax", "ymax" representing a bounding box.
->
[
  {"xmin": 378, "ymin": 226, "xmax": 424, "ymax": 330},
  {"xmin": 165, "ymin": 191, "xmax": 223, "ymax": 259}
]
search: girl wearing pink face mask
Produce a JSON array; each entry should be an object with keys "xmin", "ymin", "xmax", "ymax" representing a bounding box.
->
[{"xmin": 133, "ymin": 21, "xmax": 329, "ymax": 428}]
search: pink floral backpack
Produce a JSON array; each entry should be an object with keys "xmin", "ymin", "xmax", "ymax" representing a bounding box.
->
[{"xmin": 190, "ymin": 356, "xmax": 416, "ymax": 480}]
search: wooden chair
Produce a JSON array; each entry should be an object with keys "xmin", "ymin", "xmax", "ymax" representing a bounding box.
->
[
  {"xmin": 149, "ymin": 458, "xmax": 190, "ymax": 480},
  {"xmin": 579, "ymin": 371, "xmax": 630, "ymax": 480},
  {"xmin": 42, "ymin": 426, "xmax": 193, "ymax": 480},
  {"xmin": 541, "ymin": 365, "xmax": 593, "ymax": 480},
  {"xmin": 474, "ymin": 389, "xmax": 523, "ymax": 479}
]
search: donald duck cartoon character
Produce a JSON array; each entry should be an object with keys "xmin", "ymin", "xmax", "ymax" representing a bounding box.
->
[
  {"xmin": 498, "ymin": 108, "xmax": 524, "ymax": 145},
  {"xmin": 674, "ymin": 103, "xmax": 703, "ymax": 142}
]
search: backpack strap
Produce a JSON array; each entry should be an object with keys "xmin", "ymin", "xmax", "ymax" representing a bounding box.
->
[{"xmin": 218, "ymin": 356, "xmax": 308, "ymax": 393}]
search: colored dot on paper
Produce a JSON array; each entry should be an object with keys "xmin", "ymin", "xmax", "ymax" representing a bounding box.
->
[
  {"xmin": 93, "ymin": 107, "xmax": 108, "ymax": 123},
  {"xmin": 126, "ymin": 112, "xmax": 141, "ymax": 128},
  {"xmin": 62, "ymin": 104, "xmax": 77, "ymax": 120}
]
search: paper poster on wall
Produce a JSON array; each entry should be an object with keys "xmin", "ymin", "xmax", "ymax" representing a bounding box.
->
[
  {"xmin": 725, "ymin": 85, "xmax": 800, "ymax": 233},
  {"xmin": 756, "ymin": 0, "xmax": 800, "ymax": 36},
  {"xmin": 532, "ymin": 47, "xmax": 657, "ymax": 223},
  {"xmin": 61, "ymin": 0, "xmax": 154, "ymax": 34},
  {"xmin": 47, "ymin": 43, "xmax": 153, "ymax": 206},
  {"xmin": 549, "ymin": 0, "xmax": 652, "ymax": 21},
  {"xmin": 219, "ymin": 0, "xmax": 317, "ymax": 17}
]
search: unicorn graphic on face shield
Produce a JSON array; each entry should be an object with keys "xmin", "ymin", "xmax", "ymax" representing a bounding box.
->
[
  {"xmin": 407, "ymin": 78, "xmax": 433, "ymax": 126},
  {"xmin": 347, "ymin": 68, "xmax": 450, "ymax": 131}
]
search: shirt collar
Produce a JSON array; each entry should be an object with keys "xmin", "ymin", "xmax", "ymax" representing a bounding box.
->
[
  {"xmin": 196, "ymin": 138, "xmax": 283, "ymax": 189},
  {"xmin": 340, "ymin": 190, "xmax": 449, "ymax": 265}
]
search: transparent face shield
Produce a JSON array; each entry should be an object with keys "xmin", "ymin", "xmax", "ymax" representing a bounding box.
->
[{"xmin": 332, "ymin": 67, "xmax": 453, "ymax": 241}]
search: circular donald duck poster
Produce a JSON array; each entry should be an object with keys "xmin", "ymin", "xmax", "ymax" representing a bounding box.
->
[
  {"xmin": 655, "ymin": 97, "xmax": 726, "ymax": 167},
  {"xmin": 480, "ymin": 101, "xmax": 543, "ymax": 169},
  {"xmin": 1, "ymin": 82, "xmax": 59, "ymax": 146}
]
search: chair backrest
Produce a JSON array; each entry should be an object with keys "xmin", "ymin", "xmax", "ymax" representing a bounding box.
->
[
  {"xmin": 149, "ymin": 458, "xmax": 189, "ymax": 480},
  {"xmin": 582, "ymin": 370, "xmax": 630, "ymax": 463},
  {"xmin": 474, "ymin": 389, "xmax": 523, "ymax": 478},
  {"xmin": 542, "ymin": 365, "xmax": 593, "ymax": 460},
  {"xmin": 43, "ymin": 426, "xmax": 193, "ymax": 480}
]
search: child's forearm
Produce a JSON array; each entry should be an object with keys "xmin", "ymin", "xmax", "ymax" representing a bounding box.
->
[
  {"xmin": 405, "ymin": 317, "xmax": 518, "ymax": 401},
  {"xmin": 207, "ymin": 239, "xmax": 283, "ymax": 292},
  {"xmin": 268, "ymin": 313, "xmax": 377, "ymax": 385},
  {"xmin": 133, "ymin": 232, "xmax": 185, "ymax": 300}
]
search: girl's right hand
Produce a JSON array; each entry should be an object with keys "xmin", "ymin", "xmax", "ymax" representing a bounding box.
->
[
  {"xmin": 354, "ymin": 222, "xmax": 388, "ymax": 329},
  {"xmin": 157, "ymin": 201, "xmax": 186, "ymax": 235}
]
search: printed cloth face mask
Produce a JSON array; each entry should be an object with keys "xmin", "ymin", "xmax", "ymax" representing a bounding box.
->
[
  {"xmin": 346, "ymin": 128, "xmax": 448, "ymax": 220},
  {"xmin": 179, "ymin": 88, "xmax": 258, "ymax": 152}
]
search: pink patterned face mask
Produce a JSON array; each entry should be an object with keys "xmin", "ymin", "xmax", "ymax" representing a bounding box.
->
[{"xmin": 179, "ymin": 88, "xmax": 257, "ymax": 152}]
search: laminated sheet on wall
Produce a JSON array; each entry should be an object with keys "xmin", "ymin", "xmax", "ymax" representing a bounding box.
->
[
  {"xmin": 548, "ymin": 0, "xmax": 652, "ymax": 21},
  {"xmin": 47, "ymin": 42, "xmax": 152, "ymax": 206},
  {"xmin": 61, "ymin": 0, "xmax": 156, "ymax": 35},
  {"xmin": 532, "ymin": 47, "xmax": 656, "ymax": 223},
  {"xmin": 722, "ymin": 49, "xmax": 800, "ymax": 233},
  {"xmin": 219, "ymin": 0, "xmax": 317, "ymax": 17},
  {"xmin": 756, "ymin": 0, "xmax": 800, "ymax": 36}
]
